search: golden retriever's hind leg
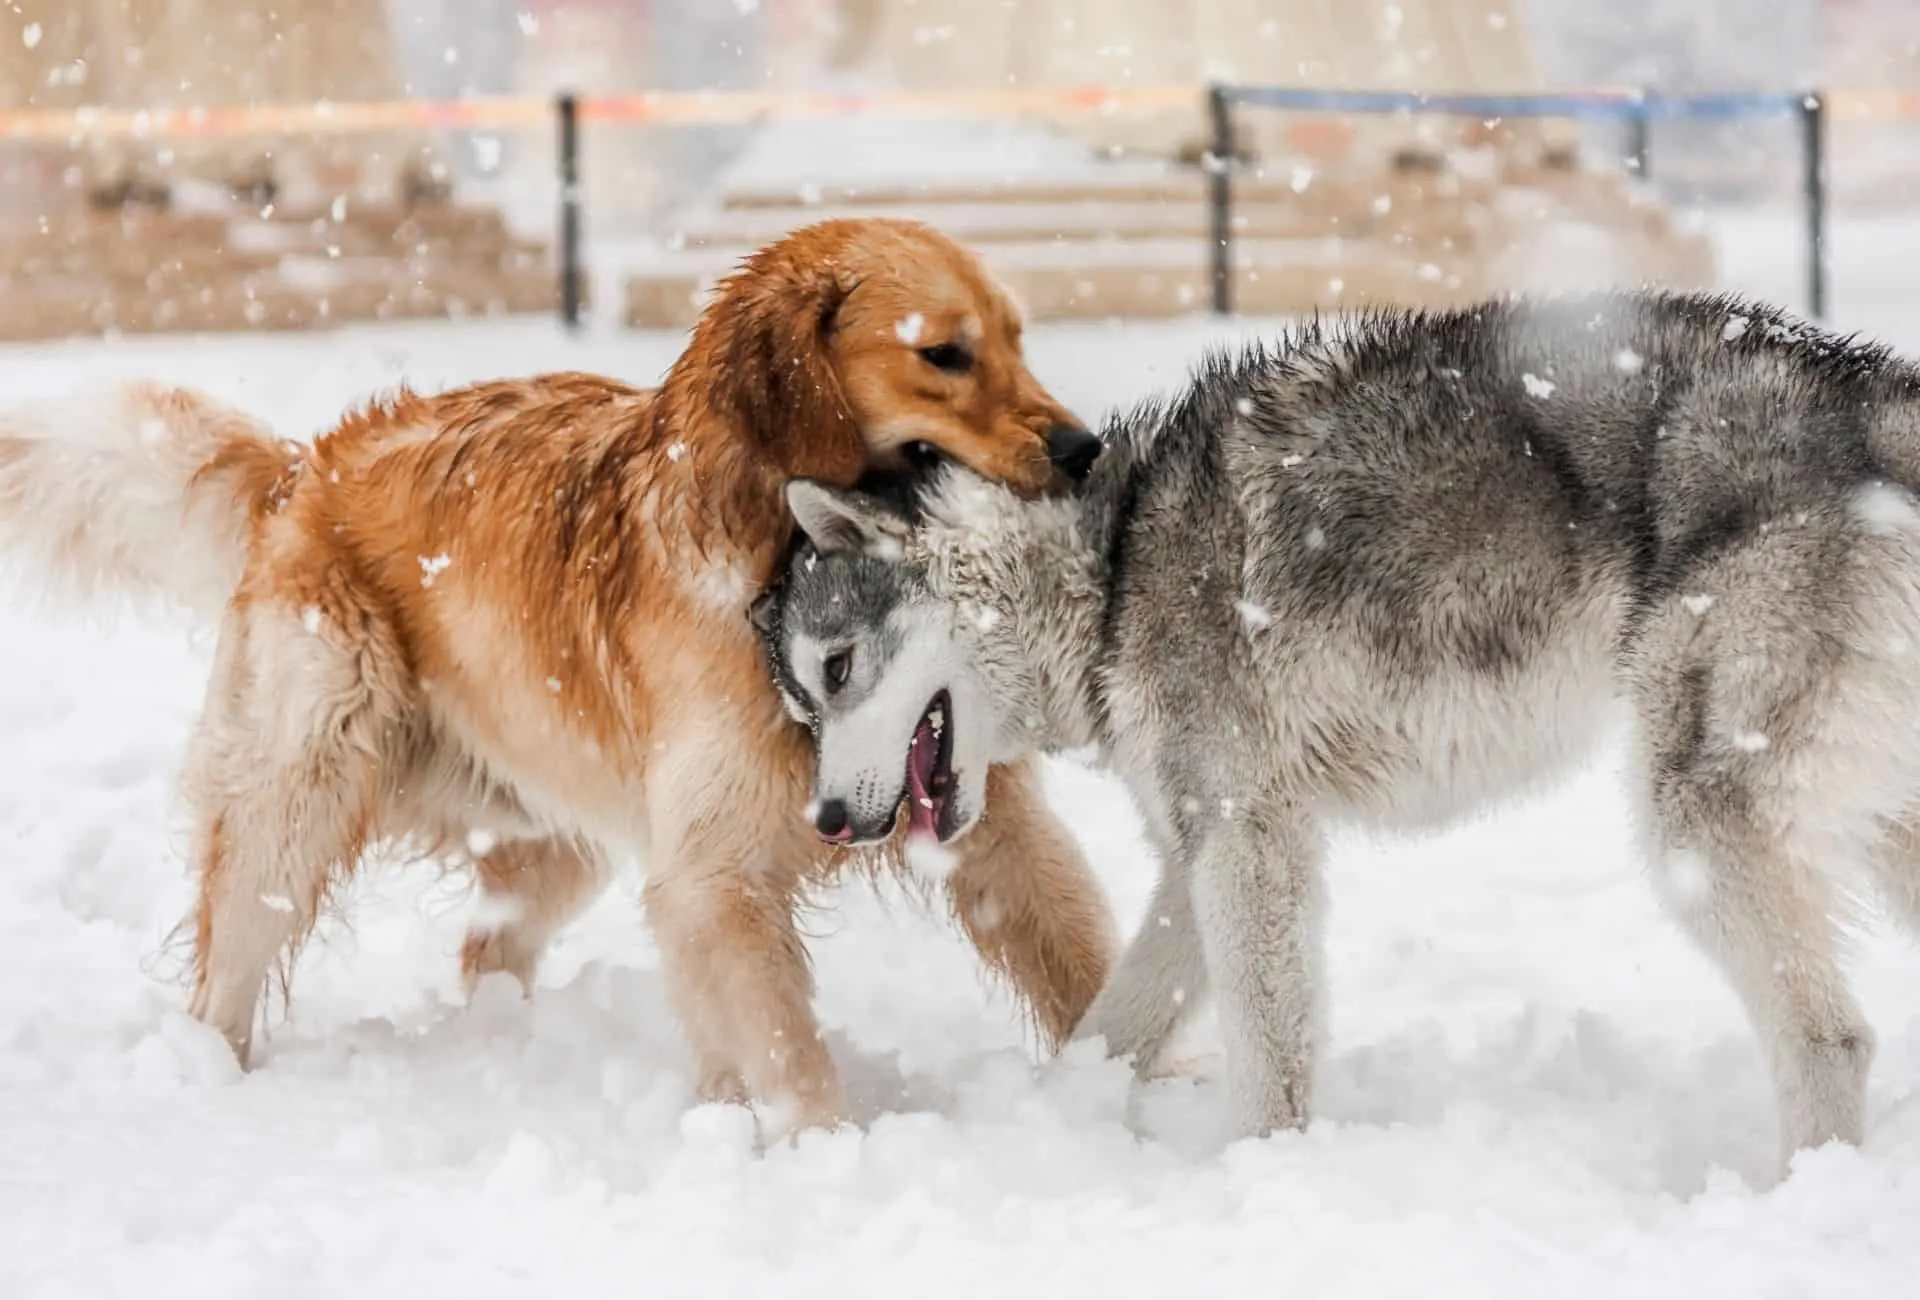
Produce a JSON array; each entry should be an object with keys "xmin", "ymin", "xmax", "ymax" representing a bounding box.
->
[
  {"xmin": 945, "ymin": 758, "xmax": 1117, "ymax": 1051},
  {"xmin": 460, "ymin": 835, "xmax": 608, "ymax": 995},
  {"xmin": 183, "ymin": 600, "xmax": 397, "ymax": 1067}
]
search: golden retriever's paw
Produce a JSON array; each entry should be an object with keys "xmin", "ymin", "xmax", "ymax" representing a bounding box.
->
[{"xmin": 458, "ymin": 927, "xmax": 538, "ymax": 997}]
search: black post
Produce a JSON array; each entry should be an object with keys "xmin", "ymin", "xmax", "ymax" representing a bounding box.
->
[
  {"xmin": 1625, "ymin": 102, "xmax": 1651, "ymax": 183},
  {"xmin": 1801, "ymin": 91, "xmax": 1828, "ymax": 321},
  {"xmin": 1206, "ymin": 84, "xmax": 1234, "ymax": 316},
  {"xmin": 557, "ymin": 91, "xmax": 582, "ymax": 330}
]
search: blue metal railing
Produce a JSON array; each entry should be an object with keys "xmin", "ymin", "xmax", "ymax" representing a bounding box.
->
[{"xmin": 1206, "ymin": 85, "xmax": 1827, "ymax": 318}]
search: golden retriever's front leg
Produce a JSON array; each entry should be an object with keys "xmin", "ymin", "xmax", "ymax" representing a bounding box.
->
[
  {"xmin": 643, "ymin": 805, "xmax": 845, "ymax": 1138},
  {"xmin": 944, "ymin": 757, "xmax": 1117, "ymax": 1050}
]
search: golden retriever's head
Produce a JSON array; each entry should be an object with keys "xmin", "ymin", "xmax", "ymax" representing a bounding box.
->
[{"xmin": 691, "ymin": 218, "xmax": 1099, "ymax": 496}]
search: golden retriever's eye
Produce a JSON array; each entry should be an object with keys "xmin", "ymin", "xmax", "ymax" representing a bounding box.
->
[
  {"xmin": 823, "ymin": 649, "xmax": 853, "ymax": 694},
  {"xmin": 918, "ymin": 343, "xmax": 974, "ymax": 374},
  {"xmin": 904, "ymin": 441, "xmax": 943, "ymax": 469}
]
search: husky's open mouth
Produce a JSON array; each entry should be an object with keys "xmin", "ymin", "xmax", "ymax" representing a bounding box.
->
[{"xmin": 904, "ymin": 689, "xmax": 957, "ymax": 842}]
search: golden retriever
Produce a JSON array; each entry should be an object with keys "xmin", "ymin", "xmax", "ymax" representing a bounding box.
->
[{"xmin": 0, "ymin": 218, "xmax": 1116, "ymax": 1136}]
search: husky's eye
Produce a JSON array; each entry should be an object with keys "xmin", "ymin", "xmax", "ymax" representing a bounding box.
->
[
  {"xmin": 822, "ymin": 649, "xmax": 853, "ymax": 694},
  {"xmin": 918, "ymin": 343, "xmax": 973, "ymax": 374},
  {"xmin": 904, "ymin": 440, "xmax": 942, "ymax": 469}
]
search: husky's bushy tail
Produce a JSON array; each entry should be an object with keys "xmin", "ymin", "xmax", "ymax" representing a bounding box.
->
[{"xmin": 0, "ymin": 380, "xmax": 304, "ymax": 619}]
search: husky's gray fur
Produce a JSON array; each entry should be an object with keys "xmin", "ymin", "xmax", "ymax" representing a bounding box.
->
[{"xmin": 757, "ymin": 289, "xmax": 1920, "ymax": 1167}]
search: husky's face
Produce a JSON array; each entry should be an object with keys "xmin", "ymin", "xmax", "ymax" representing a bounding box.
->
[{"xmin": 751, "ymin": 481, "xmax": 999, "ymax": 847}]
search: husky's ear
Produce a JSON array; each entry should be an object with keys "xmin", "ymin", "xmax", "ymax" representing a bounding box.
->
[{"xmin": 785, "ymin": 479, "xmax": 912, "ymax": 557}]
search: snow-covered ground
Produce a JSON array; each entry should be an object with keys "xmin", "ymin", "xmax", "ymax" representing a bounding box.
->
[{"xmin": 8, "ymin": 211, "xmax": 1920, "ymax": 1299}]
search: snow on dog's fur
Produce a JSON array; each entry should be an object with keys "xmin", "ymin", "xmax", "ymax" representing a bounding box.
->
[{"xmin": 0, "ymin": 217, "xmax": 1116, "ymax": 1140}]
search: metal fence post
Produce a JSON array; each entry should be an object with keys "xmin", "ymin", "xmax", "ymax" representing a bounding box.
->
[
  {"xmin": 556, "ymin": 91, "xmax": 583, "ymax": 330},
  {"xmin": 1625, "ymin": 94, "xmax": 1651, "ymax": 182},
  {"xmin": 1800, "ymin": 91, "xmax": 1828, "ymax": 321},
  {"xmin": 1206, "ymin": 84, "xmax": 1234, "ymax": 316}
]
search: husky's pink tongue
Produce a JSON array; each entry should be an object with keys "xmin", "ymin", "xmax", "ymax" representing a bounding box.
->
[{"xmin": 907, "ymin": 715, "xmax": 939, "ymax": 838}]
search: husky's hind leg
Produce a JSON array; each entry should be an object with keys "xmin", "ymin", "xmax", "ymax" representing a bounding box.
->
[
  {"xmin": 1629, "ymin": 580, "xmax": 1887, "ymax": 1162},
  {"xmin": 1642, "ymin": 788, "xmax": 1871, "ymax": 1160}
]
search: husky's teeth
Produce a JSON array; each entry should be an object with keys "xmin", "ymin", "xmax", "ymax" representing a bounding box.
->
[
  {"xmin": 929, "ymin": 707, "xmax": 944, "ymax": 733},
  {"xmin": 917, "ymin": 796, "xmax": 934, "ymax": 808}
]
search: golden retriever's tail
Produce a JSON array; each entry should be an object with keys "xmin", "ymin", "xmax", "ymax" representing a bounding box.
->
[{"xmin": 0, "ymin": 380, "xmax": 305, "ymax": 619}]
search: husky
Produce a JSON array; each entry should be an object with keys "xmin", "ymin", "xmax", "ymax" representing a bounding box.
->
[{"xmin": 751, "ymin": 289, "xmax": 1920, "ymax": 1168}]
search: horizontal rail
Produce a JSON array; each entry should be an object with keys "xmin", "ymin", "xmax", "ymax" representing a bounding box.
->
[
  {"xmin": 0, "ymin": 83, "xmax": 1917, "ymax": 144},
  {"xmin": 1225, "ymin": 86, "xmax": 1811, "ymax": 120},
  {"xmin": 0, "ymin": 84, "xmax": 1198, "ymax": 142}
]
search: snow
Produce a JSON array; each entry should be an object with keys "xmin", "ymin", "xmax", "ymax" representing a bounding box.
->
[{"xmin": 5, "ymin": 210, "xmax": 1920, "ymax": 1297}]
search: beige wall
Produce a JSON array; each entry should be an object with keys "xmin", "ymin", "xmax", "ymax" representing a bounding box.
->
[
  {"xmin": 838, "ymin": 0, "xmax": 1571, "ymax": 164},
  {"xmin": 0, "ymin": 0, "xmax": 439, "ymax": 205}
]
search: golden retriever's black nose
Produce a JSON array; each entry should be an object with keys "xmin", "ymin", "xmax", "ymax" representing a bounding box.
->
[{"xmin": 1046, "ymin": 424, "xmax": 1103, "ymax": 479}]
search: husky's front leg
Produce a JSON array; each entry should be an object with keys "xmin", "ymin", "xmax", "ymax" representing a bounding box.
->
[{"xmin": 1190, "ymin": 796, "xmax": 1326, "ymax": 1137}]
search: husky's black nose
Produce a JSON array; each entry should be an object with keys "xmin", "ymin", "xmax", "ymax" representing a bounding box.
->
[
  {"xmin": 813, "ymin": 798, "xmax": 853, "ymax": 843},
  {"xmin": 1046, "ymin": 424, "xmax": 1103, "ymax": 480}
]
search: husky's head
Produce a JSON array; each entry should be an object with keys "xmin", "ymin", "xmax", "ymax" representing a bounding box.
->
[{"xmin": 751, "ymin": 478, "xmax": 1009, "ymax": 848}]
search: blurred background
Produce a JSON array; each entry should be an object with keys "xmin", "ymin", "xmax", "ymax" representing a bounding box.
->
[{"xmin": 0, "ymin": 0, "xmax": 1912, "ymax": 339}]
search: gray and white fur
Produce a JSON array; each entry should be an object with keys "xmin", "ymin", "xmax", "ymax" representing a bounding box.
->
[{"xmin": 757, "ymin": 289, "xmax": 1920, "ymax": 1169}]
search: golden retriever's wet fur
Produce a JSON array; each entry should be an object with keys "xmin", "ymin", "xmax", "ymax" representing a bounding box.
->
[{"xmin": 0, "ymin": 218, "xmax": 1116, "ymax": 1135}]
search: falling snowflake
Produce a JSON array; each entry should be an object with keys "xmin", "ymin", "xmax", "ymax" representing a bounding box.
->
[
  {"xmin": 418, "ymin": 553, "xmax": 451, "ymax": 588},
  {"xmin": 301, "ymin": 606, "xmax": 322, "ymax": 634},
  {"xmin": 1521, "ymin": 373, "xmax": 1556, "ymax": 399},
  {"xmin": 894, "ymin": 313, "xmax": 925, "ymax": 345},
  {"xmin": 1236, "ymin": 600, "xmax": 1272, "ymax": 631},
  {"xmin": 466, "ymin": 828, "xmax": 499, "ymax": 856},
  {"xmin": 1731, "ymin": 730, "xmax": 1770, "ymax": 753},
  {"xmin": 1613, "ymin": 348, "xmax": 1644, "ymax": 374},
  {"xmin": 1662, "ymin": 848, "xmax": 1713, "ymax": 908},
  {"xmin": 1680, "ymin": 593, "xmax": 1714, "ymax": 616},
  {"xmin": 1722, "ymin": 314, "xmax": 1749, "ymax": 342},
  {"xmin": 259, "ymin": 893, "xmax": 295, "ymax": 914}
]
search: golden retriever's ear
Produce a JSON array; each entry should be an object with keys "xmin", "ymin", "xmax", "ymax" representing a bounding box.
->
[{"xmin": 706, "ymin": 266, "xmax": 862, "ymax": 473}]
